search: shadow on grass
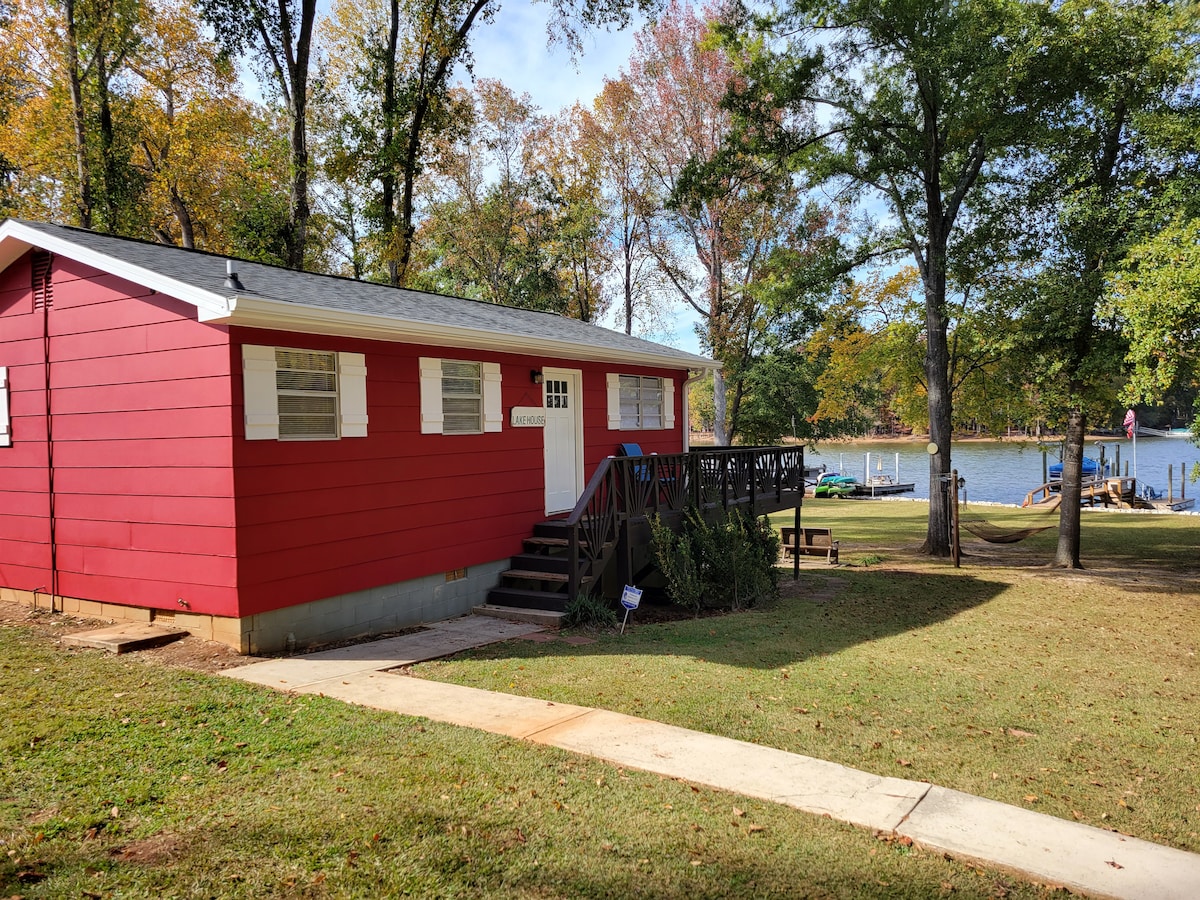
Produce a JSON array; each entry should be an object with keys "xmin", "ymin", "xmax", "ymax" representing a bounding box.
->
[{"xmin": 475, "ymin": 569, "xmax": 1010, "ymax": 670}]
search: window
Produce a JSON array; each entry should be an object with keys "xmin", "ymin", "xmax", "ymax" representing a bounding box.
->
[
  {"xmin": 620, "ymin": 375, "xmax": 662, "ymax": 428},
  {"xmin": 440, "ymin": 360, "xmax": 482, "ymax": 433},
  {"xmin": 419, "ymin": 357, "xmax": 502, "ymax": 434},
  {"xmin": 607, "ymin": 373, "xmax": 675, "ymax": 431},
  {"xmin": 242, "ymin": 345, "xmax": 368, "ymax": 441},
  {"xmin": 276, "ymin": 348, "xmax": 338, "ymax": 438}
]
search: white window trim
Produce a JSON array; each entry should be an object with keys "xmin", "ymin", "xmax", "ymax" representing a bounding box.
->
[
  {"xmin": 419, "ymin": 356, "xmax": 502, "ymax": 435},
  {"xmin": 242, "ymin": 344, "xmax": 367, "ymax": 441},
  {"xmin": 607, "ymin": 373, "xmax": 674, "ymax": 431},
  {"xmin": 0, "ymin": 366, "xmax": 11, "ymax": 447}
]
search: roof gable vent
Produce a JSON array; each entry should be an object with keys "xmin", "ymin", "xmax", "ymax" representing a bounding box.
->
[{"xmin": 32, "ymin": 250, "xmax": 52, "ymax": 310}]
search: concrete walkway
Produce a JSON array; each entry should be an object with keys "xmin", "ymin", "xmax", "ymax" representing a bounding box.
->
[{"xmin": 223, "ymin": 616, "xmax": 1200, "ymax": 900}]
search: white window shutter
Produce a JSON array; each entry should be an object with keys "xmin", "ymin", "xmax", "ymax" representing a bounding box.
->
[
  {"xmin": 663, "ymin": 377, "xmax": 675, "ymax": 430},
  {"xmin": 338, "ymin": 352, "xmax": 368, "ymax": 437},
  {"xmin": 0, "ymin": 367, "xmax": 10, "ymax": 448},
  {"xmin": 606, "ymin": 373, "xmax": 621, "ymax": 430},
  {"xmin": 419, "ymin": 357, "xmax": 443, "ymax": 434},
  {"xmin": 242, "ymin": 345, "xmax": 279, "ymax": 440},
  {"xmin": 482, "ymin": 362, "xmax": 502, "ymax": 432}
]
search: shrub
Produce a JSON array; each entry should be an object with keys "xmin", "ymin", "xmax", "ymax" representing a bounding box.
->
[
  {"xmin": 651, "ymin": 508, "xmax": 781, "ymax": 614},
  {"xmin": 562, "ymin": 591, "xmax": 617, "ymax": 630}
]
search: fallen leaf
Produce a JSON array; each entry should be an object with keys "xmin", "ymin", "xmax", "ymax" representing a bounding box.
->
[
  {"xmin": 1024, "ymin": 795, "xmax": 1039, "ymax": 803},
  {"xmin": 1106, "ymin": 860, "xmax": 1123, "ymax": 869},
  {"xmin": 747, "ymin": 824, "xmax": 765, "ymax": 833},
  {"xmin": 732, "ymin": 807, "xmax": 745, "ymax": 818}
]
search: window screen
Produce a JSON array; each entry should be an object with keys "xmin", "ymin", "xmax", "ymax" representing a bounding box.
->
[
  {"xmin": 442, "ymin": 360, "xmax": 483, "ymax": 434},
  {"xmin": 276, "ymin": 348, "xmax": 339, "ymax": 438}
]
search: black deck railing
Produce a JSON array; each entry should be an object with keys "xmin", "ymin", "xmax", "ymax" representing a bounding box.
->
[{"xmin": 563, "ymin": 446, "xmax": 805, "ymax": 603}]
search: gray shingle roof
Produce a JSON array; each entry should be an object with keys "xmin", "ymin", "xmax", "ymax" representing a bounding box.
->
[{"xmin": 11, "ymin": 220, "xmax": 714, "ymax": 369}]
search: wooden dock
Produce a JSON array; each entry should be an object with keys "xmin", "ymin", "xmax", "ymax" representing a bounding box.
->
[
  {"xmin": 1022, "ymin": 477, "xmax": 1144, "ymax": 510},
  {"xmin": 852, "ymin": 478, "xmax": 916, "ymax": 497}
]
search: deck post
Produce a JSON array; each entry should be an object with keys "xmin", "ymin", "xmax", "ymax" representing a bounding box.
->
[{"xmin": 792, "ymin": 503, "xmax": 801, "ymax": 581}]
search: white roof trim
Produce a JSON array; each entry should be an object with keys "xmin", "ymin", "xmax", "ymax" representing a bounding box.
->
[
  {"xmin": 208, "ymin": 296, "xmax": 719, "ymax": 371},
  {"xmin": 0, "ymin": 219, "xmax": 234, "ymax": 318}
]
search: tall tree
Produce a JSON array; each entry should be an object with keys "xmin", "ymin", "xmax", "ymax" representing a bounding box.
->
[
  {"xmin": 414, "ymin": 81, "xmax": 566, "ymax": 308},
  {"xmin": 318, "ymin": 0, "xmax": 660, "ymax": 286},
  {"xmin": 582, "ymin": 79, "xmax": 664, "ymax": 335},
  {"xmin": 625, "ymin": 0, "xmax": 833, "ymax": 445},
  {"xmin": 128, "ymin": 0, "xmax": 262, "ymax": 249},
  {"xmin": 196, "ymin": 0, "xmax": 318, "ymax": 268},
  {"xmin": 717, "ymin": 0, "xmax": 1057, "ymax": 554},
  {"xmin": 0, "ymin": 0, "xmax": 143, "ymax": 229},
  {"xmin": 1016, "ymin": 0, "xmax": 1198, "ymax": 567}
]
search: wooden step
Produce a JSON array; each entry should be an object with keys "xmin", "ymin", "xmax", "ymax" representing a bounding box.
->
[
  {"xmin": 485, "ymin": 587, "xmax": 570, "ymax": 613},
  {"xmin": 503, "ymin": 569, "xmax": 570, "ymax": 583},
  {"xmin": 523, "ymin": 536, "xmax": 589, "ymax": 549},
  {"xmin": 474, "ymin": 604, "xmax": 565, "ymax": 627}
]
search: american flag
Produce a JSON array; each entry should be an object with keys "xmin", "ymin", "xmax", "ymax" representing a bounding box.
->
[{"xmin": 1123, "ymin": 409, "xmax": 1136, "ymax": 438}]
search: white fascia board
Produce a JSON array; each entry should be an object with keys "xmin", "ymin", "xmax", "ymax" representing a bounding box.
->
[
  {"xmin": 207, "ymin": 295, "xmax": 720, "ymax": 372},
  {"xmin": 0, "ymin": 220, "xmax": 233, "ymax": 319}
]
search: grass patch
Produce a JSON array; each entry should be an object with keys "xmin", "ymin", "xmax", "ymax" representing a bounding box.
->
[
  {"xmin": 416, "ymin": 501, "xmax": 1200, "ymax": 855},
  {"xmin": 1, "ymin": 622, "xmax": 1056, "ymax": 898},
  {"xmin": 844, "ymin": 553, "xmax": 887, "ymax": 567}
]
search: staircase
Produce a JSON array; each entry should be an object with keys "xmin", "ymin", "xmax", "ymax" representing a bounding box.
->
[
  {"xmin": 475, "ymin": 446, "xmax": 806, "ymax": 628},
  {"xmin": 474, "ymin": 521, "xmax": 600, "ymax": 627}
]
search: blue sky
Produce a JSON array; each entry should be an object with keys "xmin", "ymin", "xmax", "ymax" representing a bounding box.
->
[{"xmin": 462, "ymin": 1, "xmax": 641, "ymax": 117}]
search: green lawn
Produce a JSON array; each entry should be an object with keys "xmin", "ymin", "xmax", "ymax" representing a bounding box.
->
[
  {"xmin": 416, "ymin": 501, "xmax": 1200, "ymax": 855},
  {"xmin": 3, "ymin": 500, "xmax": 1196, "ymax": 897},
  {"xmin": 2, "ymin": 619, "xmax": 1052, "ymax": 898}
]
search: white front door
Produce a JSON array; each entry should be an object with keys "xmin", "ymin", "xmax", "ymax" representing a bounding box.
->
[{"xmin": 542, "ymin": 368, "xmax": 583, "ymax": 514}]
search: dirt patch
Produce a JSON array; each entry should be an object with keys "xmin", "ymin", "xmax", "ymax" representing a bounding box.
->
[
  {"xmin": 111, "ymin": 832, "xmax": 188, "ymax": 865},
  {"xmin": 0, "ymin": 601, "xmax": 249, "ymax": 674}
]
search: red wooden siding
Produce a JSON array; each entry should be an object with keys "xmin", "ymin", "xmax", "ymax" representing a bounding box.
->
[
  {"xmin": 1, "ymin": 242, "xmax": 691, "ymax": 624},
  {"xmin": 232, "ymin": 327, "xmax": 687, "ymax": 617},
  {"xmin": 0, "ymin": 251, "xmax": 238, "ymax": 614}
]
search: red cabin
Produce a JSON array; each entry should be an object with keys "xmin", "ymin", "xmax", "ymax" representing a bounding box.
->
[{"xmin": 0, "ymin": 219, "xmax": 719, "ymax": 652}]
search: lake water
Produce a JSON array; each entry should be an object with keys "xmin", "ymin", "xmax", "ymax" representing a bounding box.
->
[{"xmin": 805, "ymin": 437, "xmax": 1200, "ymax": 507}]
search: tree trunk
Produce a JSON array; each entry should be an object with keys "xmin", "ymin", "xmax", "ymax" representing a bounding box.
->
[
  {"xmin": 96, "ymin": 53, "xmax": 119, "ymax": 232},
  {"xmin": 1054, "ymin": 407, "xmax": 1085, "ymax": 568},
  {"xmin": 712, "ymin": 368, "xmax": 729, "ymax": 446},
  {"xmin": 64, "ymin": 0, "xmax": 92, "ymax": 229},
  {"xmin": 284, "ymin": 0, "xmax": 317, "ymax": 270},
  {"xmin": 381, "ymin": 0, "xmax": 399, "ymax": 285},
  {"xmin": 170, "ymin": 188, "xmax": 196, "ymax": 248},
  {"xmin": 921, "ymin": 246, "xmax": 953, "ymax": 556}
]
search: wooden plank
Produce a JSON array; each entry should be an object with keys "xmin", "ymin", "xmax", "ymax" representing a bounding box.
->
[
  {"xmin": 52, "ymin": 466, "xmax": 234, "ymax": 498},
  {"xmin": 56, "ymin": 570, "xmax": 238, "ymax": 615},
  {"xmin": 50, "ymin": 407, "xmax": 233, "ymax": 441},
  {"xmin": 0, "ymin": 538, "xmax": 52, "ymax": 567},
  {"xmin": 53, "ymin": 437, "xmax": 232, "ymax": 468},
  {"xmin": 51, "ymin": 377, "xmax": 229, "ymax": 415},
  {"xmin": 53, "ymin": 543, "xmax": 237, "ymax": 587},
  {"xmin": 54, "ymin": 493, "xmax": 237, "ymax": 527},
  {"xmin": 49, "ymin": 345, "xmax": 232, "ymax": 389}
]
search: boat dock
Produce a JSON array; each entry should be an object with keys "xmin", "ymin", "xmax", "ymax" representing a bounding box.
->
[
  {"xmin": 852, "ymin": 476, "xmax": 917, "ymax": 497},
  {"xmin": 1022, "ymin": 476, "xmax": 1194, "ymax": 512}
]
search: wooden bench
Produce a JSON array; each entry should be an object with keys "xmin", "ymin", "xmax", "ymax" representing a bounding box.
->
[{"xmin": 781, "ymin": 526, "xmax": 839, "ymax": 564}]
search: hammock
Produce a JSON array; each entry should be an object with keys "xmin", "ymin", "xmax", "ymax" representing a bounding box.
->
[{"xmin": 961, "ymin": 516, "xmax": 1057, "ymax": 544}]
